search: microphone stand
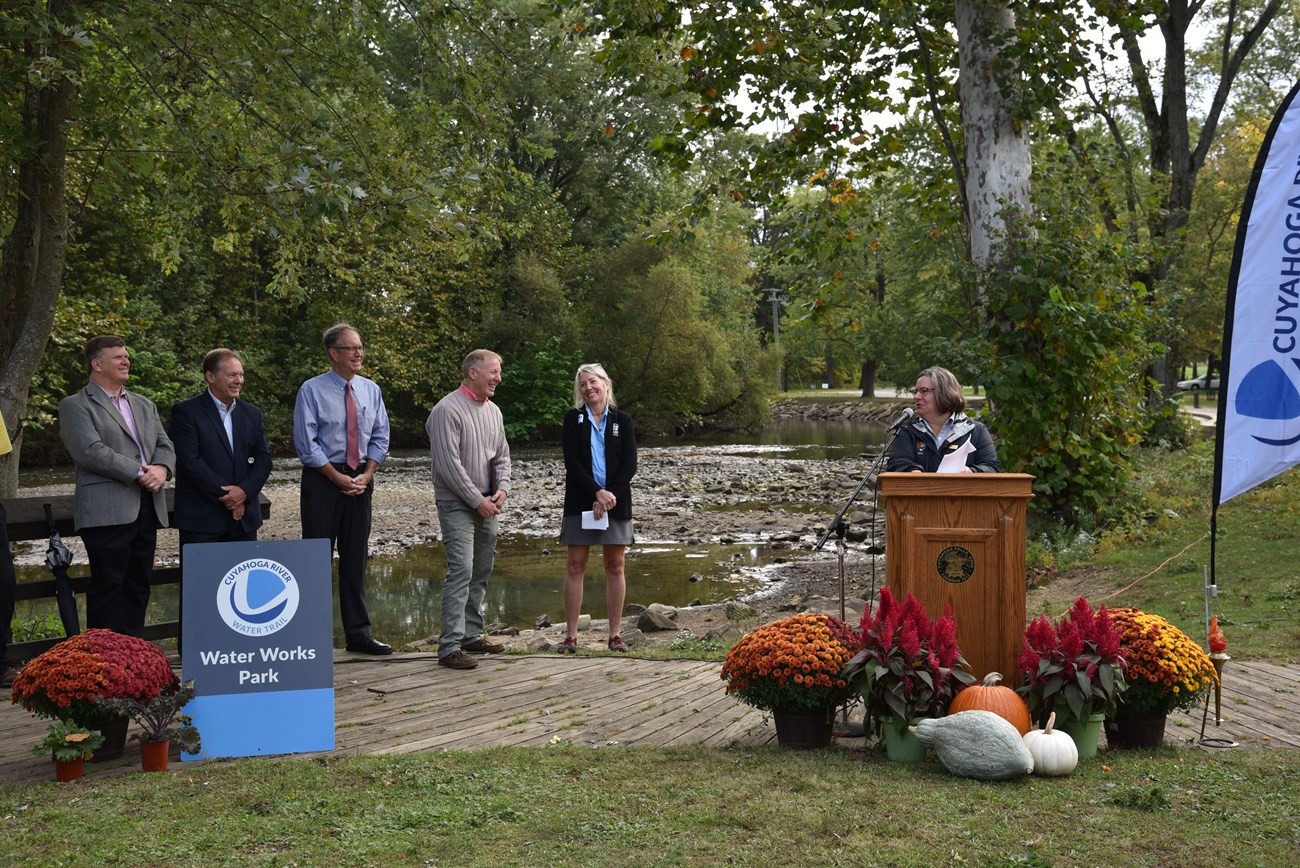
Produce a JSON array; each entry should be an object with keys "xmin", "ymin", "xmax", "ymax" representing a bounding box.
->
[{"xmin": 817, "ymin": 418, "xmax": 910, "ymax": 738}]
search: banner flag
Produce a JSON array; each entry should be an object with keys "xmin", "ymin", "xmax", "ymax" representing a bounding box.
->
[{"xmin": 1214, "ymin": 79, "xmax": 1300, "ymax": 506}]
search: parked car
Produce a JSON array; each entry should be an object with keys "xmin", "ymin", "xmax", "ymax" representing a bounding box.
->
[{"xmin": 1177, "ymin": 373, "xmax": 1219, "ymax": 391}]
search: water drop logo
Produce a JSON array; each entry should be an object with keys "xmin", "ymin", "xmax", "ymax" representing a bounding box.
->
[
  {"xmin": 1235, "ymin": 359, "xmax": 1300, "ymax": 445},
  {"xmin": 216, "ymin": 558, "xmax": 300, "ymax": 636}
]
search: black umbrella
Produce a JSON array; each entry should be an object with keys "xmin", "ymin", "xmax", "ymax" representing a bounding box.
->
[{"xmin": 43, "ymin": 503, "xmax": 80, "ymax": 636}]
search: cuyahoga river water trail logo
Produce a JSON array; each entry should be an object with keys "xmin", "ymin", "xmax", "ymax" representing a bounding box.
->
[
  {"xmin": 216, "ymin": 559, "xmax": 300, "ymax": 636},
  {"xmin": 1236, "ymin": 358, "xmax": 1300, "ymax": 445}
]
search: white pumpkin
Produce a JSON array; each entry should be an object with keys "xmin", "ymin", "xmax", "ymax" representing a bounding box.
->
[{"xmin": 1023, "ymin": 711, "xmax": 1079, "ymax": 777}]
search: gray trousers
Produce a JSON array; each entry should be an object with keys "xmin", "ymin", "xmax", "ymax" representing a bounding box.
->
[{"xmin": 436, "ymin": 499, "xmax": 499, "ymax": 656}]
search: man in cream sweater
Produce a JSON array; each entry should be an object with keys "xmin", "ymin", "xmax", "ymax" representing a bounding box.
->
[{"xmin": 426, "ymin": 350, "xmax": 511, "ymax": 670}]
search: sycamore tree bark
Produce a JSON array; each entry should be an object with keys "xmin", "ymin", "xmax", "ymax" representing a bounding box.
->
[
  {"xmin": 955, "ymin": 0, "xmax": 1032, "ymax": 286},
  {"xmin": 0, "ymin": 0, "xmax": 90, "ymax": 496}
]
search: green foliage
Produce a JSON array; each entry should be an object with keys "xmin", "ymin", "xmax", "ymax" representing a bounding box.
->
[
  {"xmin": 497, "ymin": 337, "xmax": 582, "ymax": 441},
  {"xmin": 968, "ymin": 199, "xmax": 1160, "ymax": 523},
  {"xmin": 663, "ymin": 630, "xmax": 731, "ymax": 658},
  {"xmin": 1110, "ymin": 784, "xmax": 1172, "ymax": 812},
  {"xmin": 8, "ymin": 614, "xmax": 65, "ymax": 643},
  {"xmin": 5, "ymin": 0, "xmax": 771, "ymax": 461},
  {"xmin": 32, "ymin": 720, "xmax": 104, "ymax": 762},
  {"xmin": 582, "ymin": 211, "xmax": 771, "ymax": 431}
]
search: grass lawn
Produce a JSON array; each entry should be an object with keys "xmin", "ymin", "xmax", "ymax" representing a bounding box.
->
[
  {"xmin": 2, "ymin": 745, "xmax": 1296, "ymax": 866},
  {"xmin": 2, "ymin": 444, "xmax": 1297, "ymax": 866}
]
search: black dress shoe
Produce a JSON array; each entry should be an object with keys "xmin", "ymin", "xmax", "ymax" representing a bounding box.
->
[{"xmin": 345, "ymin": 637, "xmax": 393, "ymax": 655}]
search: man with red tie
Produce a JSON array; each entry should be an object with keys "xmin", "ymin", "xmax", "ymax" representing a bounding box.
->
[{"xmin": 293, "ymin": 323, "xmax": 392, "ymax": 655}]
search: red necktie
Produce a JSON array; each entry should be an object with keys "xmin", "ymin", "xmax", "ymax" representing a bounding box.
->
[{"xmin": 345, "ymin": 382, "xmax": 360, "ymax": 470}]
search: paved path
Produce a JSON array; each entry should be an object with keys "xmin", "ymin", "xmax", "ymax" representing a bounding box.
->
[{"xmin": 2, "ymin": 651, "xmax": 1294, "ymax": 785}]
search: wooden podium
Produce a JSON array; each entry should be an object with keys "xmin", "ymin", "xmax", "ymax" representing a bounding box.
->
[{"xmin": 878, "ymin": 472, "xmax": 1033, "ymax": 685}]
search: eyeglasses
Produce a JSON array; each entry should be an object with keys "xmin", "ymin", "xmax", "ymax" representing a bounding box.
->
[
  {"xmin": 330, "ymin": 345, "xmax": 365, "ymax": 354},
  {"xmin": 911, "ymin": 387, "xmax": 934, "ymax": 396}
]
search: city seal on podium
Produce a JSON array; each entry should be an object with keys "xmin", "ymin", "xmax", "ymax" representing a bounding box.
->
[{"xmin": 936, "ymin": 546, "xmax": 975, "ymax": 584}]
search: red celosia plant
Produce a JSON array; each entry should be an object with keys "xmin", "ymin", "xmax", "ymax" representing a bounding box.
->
[
  {"xmin": 11, "ymin": 629, "xmax": 178, "ymax": 725},
  {"xmin": 720, "ymin": 613, "xmax": 856, "ymax": 713},
  {"xmin": 1016, "ymin": 597, "xmax": 1128, "ymax": 725},
  {"xmin": 838, "ymin": 588, "xmax": 975, "ymax": 735}
]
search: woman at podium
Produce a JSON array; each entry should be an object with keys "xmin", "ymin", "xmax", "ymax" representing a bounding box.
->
[{"xmin": 888, "ymin": 366, "xmax": 1001, "ymax": 474}]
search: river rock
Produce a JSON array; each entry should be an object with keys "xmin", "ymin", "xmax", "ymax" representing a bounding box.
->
[
  {"xmin": 647, "ymin": 603, "xmax": 678, "ymax": 620},
  {"xmin": 704, "ymin": 624, "xmax": 745, "ymax": 643},
  {"xmin": 724, "ymin": 602, "xmax": 756, "ymax": 620},
  {"xmin": 637, "ymin": 609, "xmax": 680, "ymax": 632}
]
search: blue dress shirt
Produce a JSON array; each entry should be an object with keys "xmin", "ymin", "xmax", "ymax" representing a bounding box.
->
[{"xmin": 293, "ymin": 370, "xmax": 390, "ymax": 468}]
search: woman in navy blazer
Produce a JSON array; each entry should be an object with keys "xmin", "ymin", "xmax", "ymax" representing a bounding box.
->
[{"xmin": 558, "ymin": 363, "xmax": 637, "ymax": 653}]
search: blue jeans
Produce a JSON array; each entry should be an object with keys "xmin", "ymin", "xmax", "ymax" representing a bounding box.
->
[{"xmin": 436, "ymin": 499, "xmax": 499, "ymax": 656}]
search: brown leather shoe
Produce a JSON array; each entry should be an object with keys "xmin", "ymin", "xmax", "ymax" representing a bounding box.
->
[
  {"xmin": 462, "ymin": 637, "xmax": 505, "ymax": 654},
  {"xmin": 0, "ymin": 666, "xmax": 19, "ymax": 688},
  {"xmin": 437, "ymin": 649, "xmax": 479, "ymax": 670}
]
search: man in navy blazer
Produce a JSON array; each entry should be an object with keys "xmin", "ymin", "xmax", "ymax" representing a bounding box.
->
[{"xmin": 170, "ymin": 348, "xmax": 273, "ymax": 549}]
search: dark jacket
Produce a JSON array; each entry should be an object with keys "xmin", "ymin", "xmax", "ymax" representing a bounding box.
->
[
  {"xmin": 887, "ymin": 412, "xmax": 1001, "ymax": 473},
  {"xmin": 562, "ymin": 407, "xmax": 637, "ymax": 520},
  {"xmin": 169, "ymin": 392, "xmax": 273, "ymax": 534}
]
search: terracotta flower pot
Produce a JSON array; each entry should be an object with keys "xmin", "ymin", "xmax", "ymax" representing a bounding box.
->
[
  {"xmin": 140, "ymin": 739, "xmax": 169, "ymax": 772},
  {"xmin": 54, "ymin": 757, "xmax": 84, "ymax": 782}
]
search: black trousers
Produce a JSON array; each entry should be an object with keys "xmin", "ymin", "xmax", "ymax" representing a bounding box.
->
[
  {"xmin": 300, "ymin": 465, "xmax": 373, "ymax": 642},
  {"xmin": 80, "ymin": 491, "xmax": 158, "ymax": 636},
  {"xmin": 0, "ymin": 503, "xmax": 15, "ymax": 667}
]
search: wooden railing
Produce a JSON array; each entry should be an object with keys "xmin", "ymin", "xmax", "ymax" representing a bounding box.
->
[{"xmin": 4, "ymin": 492, "xmax": 271, "ymax": 660}]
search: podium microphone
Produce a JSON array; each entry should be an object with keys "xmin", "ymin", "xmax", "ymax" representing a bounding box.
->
[{"xmin": 887, "ymin": 407, "xmax": 916, "ymax": 433}]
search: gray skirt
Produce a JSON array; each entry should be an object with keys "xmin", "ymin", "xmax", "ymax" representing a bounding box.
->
[{"xmin": 558, "ymin": 513, "xmax": 634, "ymax": 547}]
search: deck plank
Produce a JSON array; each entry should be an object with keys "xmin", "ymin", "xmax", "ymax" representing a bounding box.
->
[{"xmin": 1, "ymin": 651, "xmax": 1294, "ymax": 785}]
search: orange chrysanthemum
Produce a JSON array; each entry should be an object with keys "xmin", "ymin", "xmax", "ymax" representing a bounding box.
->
[
  {"xmin": 11, "ymin": 629, "xmax": 178, "ymax": 724},
  {"xmin": 1109, "ymin": 608, "xmax": 1216, "ymax": 715},
  {"xmin": 721, "ymin": 614, "xmax": 856, "ymax": 712}
]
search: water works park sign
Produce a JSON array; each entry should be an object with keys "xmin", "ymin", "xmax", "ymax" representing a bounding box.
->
[{"xmin": 182, "ymin": 539, "xmax": 335, "ymax": 759}]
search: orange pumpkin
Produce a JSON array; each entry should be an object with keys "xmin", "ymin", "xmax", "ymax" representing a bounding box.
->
[{"xmin": 948, "ymin": 672, "xmax": 1031, "ymax": 735}]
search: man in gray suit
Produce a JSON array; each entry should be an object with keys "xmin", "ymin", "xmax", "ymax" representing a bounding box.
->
[{"xmin": 59, "ymin": 335, "xmax": 175, "ymax": 636}]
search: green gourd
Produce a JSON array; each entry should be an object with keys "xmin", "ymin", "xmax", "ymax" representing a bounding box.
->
[{"xmin": 911, "ymin": 710, "xmax": 1034, "ymax": 780}]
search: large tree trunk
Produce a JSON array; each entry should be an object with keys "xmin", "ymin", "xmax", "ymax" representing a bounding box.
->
[
  {"xmin": 955, "ymin": 0, "xmax": 1032, "ymax": 283},
  {"xmin": 860, "ymin": 359, "xmax": 877, "ymax": 399},
  {"xmin": 0, "ymin": 0, "xmax": 87, "ymax": 495}
]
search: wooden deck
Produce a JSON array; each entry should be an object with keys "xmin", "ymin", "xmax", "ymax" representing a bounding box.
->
[{"xmin": 2, "ymin": 653, "xmax": 1295, "ymax": 785}]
